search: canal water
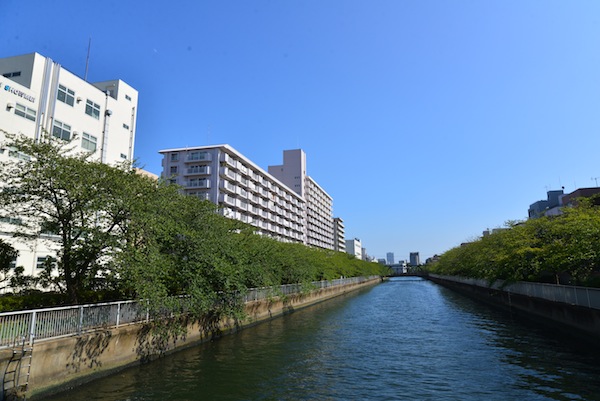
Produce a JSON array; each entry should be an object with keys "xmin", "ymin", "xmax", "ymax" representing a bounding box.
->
[{"xmin": 46, "ymin": 277, "xmax": 600, "ymax": 400}]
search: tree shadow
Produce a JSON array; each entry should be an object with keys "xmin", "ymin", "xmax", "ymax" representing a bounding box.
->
[{"xmin": 66, "ymin": 331, "xmax": 112, "ymax": 373}]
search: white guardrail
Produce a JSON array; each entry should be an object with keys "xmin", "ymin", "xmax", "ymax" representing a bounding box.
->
[
  {"xmin": 0, "ymin": 276, "xmax": 379, "ymax": 348},
  {"xmin": 429, "ymin": 274, "xmax": 600, "ymax": 310}
]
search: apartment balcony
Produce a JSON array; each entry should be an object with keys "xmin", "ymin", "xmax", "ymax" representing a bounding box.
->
[
  {"xmin": 218, "ymin": 193, "xmax": 237, "ymax": 207},
  {"xmin": 186, "ymin": 151, "xmax": 212, "ymax": 163},
  {"xmin": 185, "ymin": 165, "xmax": 210, "ymax": 176},
  {"xmin": 187, "ymin": 179, "xmax": 210, "ymax": 189},
  {"xmin": 187, "ymin": 191, "xmax": 211, "ymax": 201},
  {"xmin": 247, "ymin": 182, "xmax": 258, "ymax": 193},
  {"xmin": 219, "ymin": 167, "xmax": 237, "ymax": 180},
  {"xmin": 219, "ymin": 180, "xmax": 237, "ymax": 194},
  {"xmin": 219, "ymin": 153, "xmax": 237, "ymax": 169}
]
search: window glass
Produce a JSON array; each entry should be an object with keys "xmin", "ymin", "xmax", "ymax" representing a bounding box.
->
[
  {"xmin": 81, "ymin": 132, "xmax": 97, "ymax": 151},
  {"xmin": 14, "ymin": 103, "xmax": 36, "ymax": 121},
  {"xmin": 57, "ymin": 84, "xmax": 75, "ymax": 106},
  {"xmin": 52, "ymin": 120, "xmax": 71, "ymax": 141},
  {"xmin": 85, "ymin": 99, "xmax": 101, "ymax": 119}
]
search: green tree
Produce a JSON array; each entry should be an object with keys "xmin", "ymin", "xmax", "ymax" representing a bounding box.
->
[
  {"xmin": 117, "ymin": 181, "xmax": 253, "ymax": 322},
  {"xmin": 0, "ymin": 239, "xmax": 20, "ymax": 291},
  {"xmin": 0, "ymin": 133, "xmax": 141, "ymax": 303}
]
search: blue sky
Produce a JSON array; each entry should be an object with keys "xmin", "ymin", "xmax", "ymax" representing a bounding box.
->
[{"xmin": 3, "ymin": 1, "xmax": 600, "ymax": 262}]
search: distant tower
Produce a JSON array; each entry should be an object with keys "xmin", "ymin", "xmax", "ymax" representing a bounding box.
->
[
  {"xmin": 409, "ymin": 252, "xmax": 420, "ymax": 266},
  {"xmin": 386, "ymin": 252, "xmax": 394, "ymax": 265}
]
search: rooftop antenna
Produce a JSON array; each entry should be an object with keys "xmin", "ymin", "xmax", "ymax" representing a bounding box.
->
[
  {"xmin": 592, "ymin": 177, "xmax": 599, "ymax": 187},
  {"xmin": 84, "ymin": 37, "xmax": 91, "ymax": 82}
]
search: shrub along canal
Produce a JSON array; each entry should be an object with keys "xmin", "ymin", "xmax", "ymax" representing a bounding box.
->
[{"xmin": 45, "ymin": 277, "xmax": 600, "ymax": 400}]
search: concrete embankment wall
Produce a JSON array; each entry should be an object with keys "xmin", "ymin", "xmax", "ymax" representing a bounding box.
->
[
  {"xmin": 428, "ymin": 275, "xmax": 600, "ymax": 340},
  {"xmin": 7, "ymin": 277, "xmax": 381, "ymax": 399}
]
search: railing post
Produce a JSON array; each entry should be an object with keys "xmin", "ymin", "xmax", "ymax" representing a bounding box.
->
[
  {"xmin": 29, "ymin": 311, "xmax": 36, "ymax": 345},
  {"xmin": 78, "ymin": 306, "xmax": 84, "ymax": 334},
  {"xmin": 116, "ymin": 302, "xmax": 121, "ymax": 327}
]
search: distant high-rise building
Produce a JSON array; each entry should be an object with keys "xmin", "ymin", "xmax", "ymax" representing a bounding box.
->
[
  {"xmin": 386, "ymin": 252, "xmax": 394, "ymax": 265},
  {"xmin": 269, "ymin": 149, "xmax": 335, "ymax": 250},
  {"xmin": 409, "ymin": 252, "xmax": 420, "ymax": 266}
]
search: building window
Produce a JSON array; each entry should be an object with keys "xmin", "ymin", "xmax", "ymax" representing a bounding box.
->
[
  {"xmin": 57, "ymin": 84, "xmax": 75, "ymax": 106},
  {"xmin": 14, "ymin": 103, "xmax": 36, "ymax": 121},
  {"xmin": 7, "ymin": 147, "xmax": 30, "ymax": 161},
  {"xmin": 36, "ymin": 256, "xmax": 56, "ymax": 270},
  {"xmin": 170, "ymin": 166, "xmax": 178, "ymax": 175},
  {"xmin": 125, "ymin": 94, "xmax": 132, "ymax": 101},
  {"xmin": 81, "ymin": 132, "xmax": 97, "ymax": 152},
  {"xmin": 170, "ymin": 153, "xmax": 179, "ymax": 162},
  {"xmin": 123, "ymin": 123, "xmax": 130, "ymax": 130},
  {"xmin": 120, "ymin": 153, "xmax": 127, "ymax": 159},
  {"xmin": 0, "ymin": 216, "xmax": 23, "ymax": 225},
  {"xmin": 52, "ymin": 120, "xmax": 71, "ymax": 141},
  {"xmin": 2, "ymin": 71, "xmax": 21, "ymax": 78},
  {"xmin": 85, "ymin": 99, "xmax": 101, "ymax": 119}
]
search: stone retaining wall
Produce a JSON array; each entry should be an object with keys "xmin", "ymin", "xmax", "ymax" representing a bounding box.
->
[{"xmin": 429, "ymin": 275, "xmax": 600, "ymax": 341}]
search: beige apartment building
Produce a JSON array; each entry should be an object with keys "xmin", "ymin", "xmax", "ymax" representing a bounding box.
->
[
  {"xmin": 0, "ymin": 52, "xmax": 139, "ymax": 279},
  {"xmin": 268, "ymin": 149, "xmax": 335, "ymax": 250},
  {"xmin": 159, "ymin": 145, "xmax": 306, "ymax": 244}
]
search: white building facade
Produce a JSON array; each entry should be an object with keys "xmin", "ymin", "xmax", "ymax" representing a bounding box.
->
[
  {"xmin": 268, "ymin": 149, "xmax": 335, "ymax": 250},
  {"xmin": 345, "ymin": 238, "xmax": 362, "ymax": 260},
  {"xmin": 159, "ymin": 145, "xmax": 306, "ymax": 244},
  {"xmin": 0, "ymin": 52, "xmax": 139, "ymax": 280},
  {"xmin": 333, "ymin": 217, "xmax": 346, "ymax": 252}
]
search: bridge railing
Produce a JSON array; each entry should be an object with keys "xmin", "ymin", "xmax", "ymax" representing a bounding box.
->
[
  {"xmin": 0, "ymin": 276, "xmax": 380, "ymax": 348},
  {"xmin": 429, "ymin": 274, "xmax": 600, "ymax": 310}
]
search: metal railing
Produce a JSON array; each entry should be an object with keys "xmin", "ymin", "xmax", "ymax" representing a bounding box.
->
[
  {"xmin": 0, "ymin": 276, "xmax": 380, "ymax": 348},
  {"xmin": 429, "ymin": 274, "xmax": 600, "ymax": 310}
]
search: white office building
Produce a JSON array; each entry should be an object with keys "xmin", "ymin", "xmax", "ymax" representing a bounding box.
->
[
  {"xmin": 268, "ymin": 149, "xmax": 335, "ymax": 250},
  {"xmin": 159, "ymin": 145, "xmax": 306, "ymax": 244},
  {"xmin": 0, "ymin": 52, "xmax": 138, "ymax": 280},
  {"xmin": 345, "ymin": 238, "xmax": 362, "ymax": 260}
]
